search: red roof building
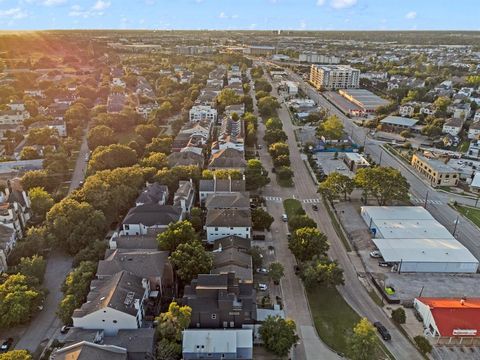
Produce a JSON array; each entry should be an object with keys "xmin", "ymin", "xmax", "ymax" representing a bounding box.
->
[{"xmin": 414, "ymin": 297, "xmax": 480, "ymax": 338}]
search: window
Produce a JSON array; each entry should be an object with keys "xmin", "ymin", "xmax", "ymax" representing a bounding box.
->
[
  {"xmin": 124, "ymin": 225, "xmax": 130, "ymax": 230},
  {"xmin": 113, "ymin": 320, "xmax": 117, "ymax": 323},
  {"xmin": 211, "ymin": 313, "xmax": 217, "ymax": 320},
  {"xmin": 215, "ymin": 227, "xmax": 218, "ymax": 231}
]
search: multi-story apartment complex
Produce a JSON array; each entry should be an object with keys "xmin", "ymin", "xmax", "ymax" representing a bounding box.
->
[
  {"xmin": 309, "ymin": 64, "xmax": 360, "ymax": 90},
  {"xmin": 189, "ymin": 105, "xmax": 218, "ymax": 123},
  {"xmin": 299, "ymin": 53, "xmax": 340, "ymax": 64}
]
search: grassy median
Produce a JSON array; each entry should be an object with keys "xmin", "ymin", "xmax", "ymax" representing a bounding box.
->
[{"xmin": 455, "ymin": 204, "xmax": 480, "ymax": 228}]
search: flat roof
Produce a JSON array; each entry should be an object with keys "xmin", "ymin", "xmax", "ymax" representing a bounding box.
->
[
  {"xmin": 339, "ymin": 89, "xmax": 390, "ymax": 109},
  {"xmin": 380, "ymin": 115, "xmax": 418, "ymax": 127},
  {"xmin": 362, "ymin": 206, "xmax": 434, "ymax": 221},
  {"xmin": 414, "ymin": 154, "xmax": 459, "ymax": 173},
  {"xmin": 471, "ymin": 172, "xmax": 480, "ymax": 188},
  {"xmin": 344, "ymin": 152, "xmax": 369, "ymax": 164},
  {"xmin": 373, "ymin": 238, "xmax": 479, "ymax": 264},
  {"xmin": 373, "ymin": 219, "xmax": 454, "ymax": 240},
  {"xmin": 182, "ymin": 329, "xmax": 252, "ymax": 353}
]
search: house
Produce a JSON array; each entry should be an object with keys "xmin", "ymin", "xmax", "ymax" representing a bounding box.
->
[
  {"xmin": 470, "ymin": 172, "xmax": 480, "ymax": 193},
  {"xmin": 60, "ymin": 328, "xmax": 155, "ymax": 360},
  {"xmin": 399, "ymin": 103, "xmax": 416, "ymax": 117},
  {"xmin": 180, "ymin": 121, "xmax": 213, "ymax": 141},
  {"xmin": 0, "ymin": 109, "xmax": 30, "ymax": 125},
  {"xmin": 183, "ymin": 273, "xmax": 256, "ymax": 328},
  {"xmin": 97, "ymin": 249, "xmax": 173, "ymax": 294},
  {"xmin": 136, "ymin": 103, "xmax": 158, "ymax": 118},
  {"xmin": 50, "ymin": 341, "xmax": 128, "ymax": 360},
  {"xmin": 212, "ymin": 247, "xmax": 253, "ymax": 282},
  {"xmin": 411, "ymin": 153, "xmax": 459, "ymax": 187},
  {"xmin": 0, "ymin": 224, "xmax": 15, "ymax": 273},
  {"xmin": 380, "ymin": 116, "xmax": 418, "ymax": 132},
  {"xmin": 343, "ymin": 153, "xmax": 370, "ymax": 172},
  {"xmin": 72, "ymin": 271, "xmax": 150, "ymax": 336},
  {"xmin": 205, "ymin": 208, "xmax": 251, "ymax": 243},
  {"xmin": 199, "ymin": 178, "xmax": 246, "ymax": 206},
  {"xmin": 442, "ymin": 118, "xmax": 464, "ymax": 136},
  {"xmin": 168, "ymin": 151, "xmax": 204, "ymax": 168},
  {"xmin": 189, "ymin": 105, "xmax": 217, "ymax": 123},
  {"xmin": 208, "ymin": 148, "xmax": 247, "ymax": 172},
  {"xmin": 212, "ymin": 116, "xmax": 245, "ymax": 155},
  {"xmin": 414, "ymin": 297, "xmax": 480, "ymax": 343},
  {"xmin": 213, "ymin": 235, "xmax": 251, "ymax": 253},
  {"xmin": 135, "ymin": 183, "xmax": 168, "ymax": 207},
  {"xmin": 225, "ymin": 104, "xmax": 245, "ymax": 118},
  {"xmin": 468, "ymin": 122, "xmax": 480, "ymax": 140},
  {"xmin": 467, "ymin": 140, "xmax": 480, "ymax": 160},
  {"xmin": 29, "ymin": 119, "xmax": 67, "ymax": 137},
  {"xmin": 108, "ymin": 233, "xmax": 158, "ymax": 251},
  {"xmin": 173, "ymin": 180, "xmax": 195, "ymax": 214},
  {"xmin": 107, "ymin": 93, "xmax": 126, "ymax": 113},
  {"xmin": 121, "ymin": 205, "xmax": 183, "ymax": 236},
  {"xmin": 205, "ymin": 192, "xmax": 250, "ymax": 210},
  {"xmin": 182, "ymin": 329, "xmax": 253, "ymax": 360},
  {"xmin": 474, "ymin": 109, "xmax": 480, "ymax": 123},
  {"xmin": 0, "ymin": 178, "xmax": 32, "ymax": 238}
]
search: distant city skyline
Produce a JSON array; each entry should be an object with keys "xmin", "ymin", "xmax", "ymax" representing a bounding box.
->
[{"xmin": 0, "ymin": 0, "xmax": 478, "ymax": 31}]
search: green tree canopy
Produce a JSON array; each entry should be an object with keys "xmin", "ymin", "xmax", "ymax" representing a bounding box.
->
[
  {"xmin": 258, "ymin": 96, "xmax": 280, "ymax": 118},
  {"xmin": 269, "ymin": 142, "xmax": 289, "ymax": 158},
  {"xmin": 16, "ymin": 255, "xmax": 46, "ymax": 285},
  {"xmin": 89, "ymin": 144, "xmax": 138, "ymax": 173},
  {"xmin": 319, "ymin": 172, "xmax": 355, "ymax": 201},
  {"xmin": 289, "ymin": 227, "xmax": 329, "ymax": 262},
  {"xmin": 0, "ymin": 350, "xmax": 33, "ymax": 360},
  {"xmin": 135, "ymin": 124, "xmax": 160, "ymax": 142},
  {"xmin": 141, "ymin": 152, "xmax": 168, "ymax": 170},
  {"xmin": 170, "ymin": 240, "xmax": 213, "ymax": 284},
  {"xmin": 87, "ymin": 125, "xmax": 116, "ymax": 150},
  {"xmin": 348, "ymin": 318, "xmax": 378, "ymax": 360},
  {"xmin": 268, "ymin": 262, "xmax": 285, "ymax": 284},
  {"xmin": 301, "ymin": 257, "xmax": 344, "ymax": 289},
  {"xmin": 260, "ymin": 316, "xmax": 299, "ymax": 358},
  {"xmin": 156, "ymin": 301, "xmax": 192, "ymax": 342},
  {"xmin": 146, "ymin": 136, "xmax": 173, "ymax": 155},
  {"xmin": 355, "ymin": 167, "xmax": 409, "ymax": 205},
  {"xmin": 288, "ymin": 214, "xmax": 317, "ymax": 232},
  {"xmin": 391, "ymin": 307, "xmax": 406, "ymax": 324},
  {"xmin": 19, "ymin": 146, "xmax": 40, "ymax": 160},
  {"xmin": 414, "ymin": 335, "xmax": 432, "ymax": 355},
  {"xmin": 316, "ymin": 115, "xmax": 344, "ymax": 140},
  {"xmin": 28, "ymin": 187, "xmax": 54, "ymax": 221},
  {"xmin": 157, "ymin": 221, "xmax": 198, "ymax": 252},
  {"xmin": 245, "ymin": 159, "xmax": 270, "ymax": 191},
  {"xmin": 252, "ymin": 208, "xmax": 274, "ymax": 231}
]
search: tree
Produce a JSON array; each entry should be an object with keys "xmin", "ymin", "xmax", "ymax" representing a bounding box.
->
[
  {"xmin": 16, "ymin": 255, "xmax": 46, "ymax": 284},
  {"xmin": 348, "ymin": 318, "xmax": 378, "ymax": 360},
  {"xmin": 260, "ymin": 316, "xmax": 299, "ymax": 358},
  {"xmin": 19, "ymin": 146, "xmax": 40, "ymax": 160},
  {"xmin": 301, "ymin": 257, "xmax": 344, "ymax": 289},
  {"xmin": 277, "ymin": 166, "xmax": 294, "ymax": 181},
  {"xmin": 0, "ymin": 273, "xmax": 41, "ymax": 328},
  {"xmin": 252, "ymin": 208, "xmax": 274, "ymax": 231},
  {"xmin": 0, "ymin": 350, "xmax": 33, "ymax": 360},
  {"xmin": 58, "ymin": 261, "xmax": 97, "ymax": 324},
  {"xmin": 250, "ymin": 246, "xmax": 263, "ymax": 269},
  {"xmin": 217, "ymin": 88, "xmax": 242, "ymax": 109},
  {"xmin": 146, "ymin": 136, "xmax": 173, "ymax": 155},
  {"xmin": 64, "ymin": 103, "xmax": 89, "ymax": 132},
  {"xmin": 400, "ymin": 130, "xmax": 412, "ymax": 139},
  {"xmin": 170, "ymin": 241, "xmax": 213, "ymax": 284},
  {"xmin": 391, "ymin": 307, "xmax": 406, "ymax": 324},
  {"xmin": 319, "ymin": 172, "xmax": 355, "ymax": 201},
  {"xmin": 157, "ymin": 221, "xmax": 197, "ymax": 252},
  {"xmin": 46, "ymin": 198, "xmax": 106, "ymax": 254},
  {"xmin": 21, "ymin": 170, "xmax": 57, "ymax": 192},
  {"xmin": 87, "ymin": 125, "xmax": 116, "ymax": 150},
  {"xmin": 355, "ymin": 167, "xmax": 409, "ymax": 205},
  {"xmin": 289, "ymin": 227, "xmax": 329, "ymax": 262},
  {"xmin": 254, "ymin": 78, "xmax": 272, "ymax": 93},
  {"xmin": 245, "ymin": 159, "xmax": 270, "ymax": 191},
  {"xmin": 26, "ymin": 128, "xmax": 58, "ymax": 146},
  {"xmin": 28, "ymin": 187, "xmax": 54, "ymax": 221},
  {"xmin": 188, "ymin": 207, "xmax": 203, "ymax": 232},
  {"xmin": 88, "ymin": 144, "xmax": 138, "ymax": 173},
  {"xmin": 265, "ymin": 117, "xmax": 283, "ymax": 130},
  {"xmin": 264, "ymin": 129, "xmax": 287, "ymax": 145},
  {"xmin": 255, "ymin": 90, "xmax": 270, "ymax": 100},
  {"xmin": 156, "ymin": 338, "xmax": 182, "ymax": 360},
  {"xmin": 316, "ymin": 115, "xmax": 344, "ymax": 140},
  {"xmin": 268, "ymin": 262, "xmax": 284, "ymax": 284},
  {"xmin": 273, "ymin": 154, "xmax": 291, "ymax": 167},
  {"xmin": 269, "ymin": 142, "xmax": 289, "ymax": 158},
  {"xmin": 43, "ymin": 152, "xmax": 69, "ymax": 179},
  {"xmin": 414, "ymin": 335, "xmax": 432, "ymax": 355},
  {"xmin": 135, "ymin": 124, "xmax": 159, "ymax": 142},
  {"xmin": 288, "ymin": 215, "xmax": 317, "ymax": 232},
  {"xmin": 258, "ymin": 96, "xmax": 280, "ymax": 118},
  {"xmin": 433, "ymin": 96, "xmax": 451, "ymax": 115},
  {"xmin": 141, "ymin": 152, "xmax": 168, "ymax": 169},
  {"xmin": 155, "ymin": 166, "xmax": 201, "ymax": 194},
  {"xmin": 156, "ymin": 302, "xmax": 192, "ymax": 342}
]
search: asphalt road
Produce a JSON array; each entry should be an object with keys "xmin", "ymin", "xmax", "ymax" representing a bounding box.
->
[
  {"xmin": 14, "ymin": 132, "xmax": 89, "ymax": 355},
  {"xmin": 255, "ymin": 63, "xmax": 423, "ymax": 360},
  {"xmin": 287, "ymin": 69, "xmax": 480, "ymax": 261}
]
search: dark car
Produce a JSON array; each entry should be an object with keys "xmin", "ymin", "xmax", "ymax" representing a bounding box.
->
[
  {"xmin": 374, "ymin": 322, "xmax": 391, "ymax": 341},
  {"xmin": 0, "ymin": 338, "xmax": 13, "ymax": 353},
  {"xmin": 253, "ymin": 234, "xmax": 266, "ymax": 241},
  {"xmin": 271, "ymin": 167, "xmax": 276, "ymax": 173},
  {"xmin": 312, "ymin": 204, "xmax": 318, "ymax": 211},
  {"xmin": 294, "ymin": 265, "xmax": 300, "ymax": 275}
]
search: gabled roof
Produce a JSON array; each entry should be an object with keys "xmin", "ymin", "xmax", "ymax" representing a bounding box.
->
[
  {"xmin": 205, "ymin": 192, "xmax": 250, "ymax": 210},
  {"xmin": 208, "ymin": 148, "xmax": 246, "ymax": 169},
  {"xmin": 167, "ymin": 151, "xmax": 204, "ymax": 168},
  {"xmin": 213, "ymin": 235, "xmax": 251, "ymax": 252},
  {"xmin": 72, "ymin": 271, "xmax": 145, "ymax": 318},
  {"xmin": 135, "ymin": 183, "xmax": 168, "ymax": 205},
  {"xmin": 52, "ymin": 341, "xmax": 127, "ymax": 360},
  {"xmin": 97, "ymin": 249, "xmax": 169, "ymax": 279},
  {"xmin": 122, "ymin": 204, "xmax": 182, "ymax": 227},
  {"xmin": 199, "ymin": 179, "xmax": 246, "ymax": 193},
  {"xmin": 205, "ymin": 208, "xmax": 251, "ymax": 227},
  {"xmin": 417, "ymin": 297, "xmax": 480, "ymax": 337},
  {"xmin": 114, "ymin": 235, "xmax": 159, "ymax": 250}
]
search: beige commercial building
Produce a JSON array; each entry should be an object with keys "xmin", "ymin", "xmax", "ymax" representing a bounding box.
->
[
  {"xmin": 411, "ymin": 154, "xmax": 459, "ymax": 187},
  {"xmin": 309, "ymin": 65, "xmax": 360, "ymax": 90}
]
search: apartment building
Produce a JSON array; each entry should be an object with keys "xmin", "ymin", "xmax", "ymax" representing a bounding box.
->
[
  {"xmin": 189, "ymin": 105, "xmax": 217, "ymax": 123},
  {"xmin": 299, "ymin": 53, "xmax": 340, "ymax": 64},
  {"xmin": 411, "ymin": 153, "xmax": 459, "ymax": 187},
  {"xmin": 309, "ymin": 65, "xmax": 360, "ymax": 90}
]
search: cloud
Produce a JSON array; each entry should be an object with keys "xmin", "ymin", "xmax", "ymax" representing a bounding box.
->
[
  {"xmin": 42, "ymin": 0, "xmax": 67, "ymax": 6},
  {"xmin": 218, "ymin": 12, "xmax": 226, "ymax": 18},
  {"xmin": 405, "ymin": 11, "xmax": 417, "ymax": 20},
  {"xmin": 330, "ymin": 0, "xmax": 357, "ymax": 9},
  {"xmin": 316, "ymin": 0, "xmax": 326, "ymax": 6},
  {"xmin": 0, "ymin": 8, "xmax": 28, "ymax": 19},
  {"xmin": 218, "ymin": 11, "xmax": 238, "ymax": 19},
  {"xmin": 69, "ymin": 1, "xmax": 110, "ymax": 17},
  {"xmin": 299, "ymin": 20, "xmax": 307, "ymax": 30},
  {"xmin": 92, "ymin": 0, "xmax": 110, "ymax": 11}
]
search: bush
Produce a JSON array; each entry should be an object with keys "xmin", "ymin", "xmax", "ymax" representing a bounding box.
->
[
  {"xmin": 414, "ymin": 335, "xmax": 432, "ymax": 355},
  {"xmin": 391, "ymin": 307, "xmax": 406, "ymax": 324}
]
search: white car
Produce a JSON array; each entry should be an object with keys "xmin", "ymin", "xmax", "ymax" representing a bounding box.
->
[
  {"xmin": 281, "ymin": 214, "xmax": 288, "ymax": 222},
  {"xmin": 370, "ymin": 250, "xmax": 382, "ymax": 258},
  {"xmin": 258, "ymin": 283, "xmax": 268, "ymax": 291},
  {"xmin": 256, "ymin": 267, "xmax": 268, "ymax": 274}
]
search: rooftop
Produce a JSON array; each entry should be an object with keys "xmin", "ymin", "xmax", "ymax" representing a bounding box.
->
[
  {"xmin": 182, "ymin": 329, "xmax": 253, "ymax": 353},
  {"xmin": 414, "ymin": 154, "xmax": 459, "ymax": 173},
  {"xmin": 206, "ymin": 208, "xmax": 252, "ymax": 227},
  {"xmin": 380, "ymin": 115, "xmax": 419, "ymax": 127},
  {"xmin": 122, "ymin": 204, "xmax": 182, "ymax": 227}
]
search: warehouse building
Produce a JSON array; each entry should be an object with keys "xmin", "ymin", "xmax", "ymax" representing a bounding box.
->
[
  {"xmin": 361, "ymin": 206, "xmax": 479, "ymax": 273},
  {"xmin": 338, "ymin": 89, "xmax": 390, "ymax": 114}
]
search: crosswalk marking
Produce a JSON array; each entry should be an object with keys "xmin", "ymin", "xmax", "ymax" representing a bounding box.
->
[
  {"xmin": 302, "ymin": 198, "xmax": 321, "ymax": 204},
  {"xmin": 265, "ymin": 196, "xmax": 282, "ymax": 202},
  {"xmin": 410, "ymin": 197, "xmax": 443, "ymax": 205}
]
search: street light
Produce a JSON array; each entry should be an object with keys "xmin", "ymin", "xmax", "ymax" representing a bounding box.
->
[{"xmin": 453, "ymin": 216, "xmax": 460, "ymax": 237}]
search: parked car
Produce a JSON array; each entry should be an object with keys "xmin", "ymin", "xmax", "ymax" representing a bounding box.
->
[
  {"xmin": 378, "ymin": 261, "xmax": 394, "ymax": 267},
  {"xmin": 253, "ymin": 234, "xmax": 266, "ymax": 241},
  {"xmin": 60, "ymin": 325, "xmax": 71, "ymax": 334},
  {"xmin": 373, "ymin": 322, "xmax": 391, "ymax": 341},
  {"xmin": 0, "ymin": 338, "xmax": 13, "ymax": 353},
  {"xmin": 294, "ymin": 265, "xmax": 300, "ymax": 275},
  {"xmin": 258, "ymin": 283, "xmax": 268, "ymax": 291},
  {"xmin": 312, "ymin": 204, "xmax": 318, "ymax": 211},
  {"xmin": 281, "ymin": 214, "xmax": 288, "ymax": 222},
  {"xmin": 256, "ymin": 267, "xmax": 268, "ymax": 274},
  {"xmin": 370, "ymin": 250, "xmax": 382, "ymax": 258},
  {"xmin": 271, "ymin": 167, "xmax": 276, "ymax": 173},
  {"xmin": 287, "ymin": 232, "xmax": 291, "ymax": 240},
  {"xmin": 258, "ymin": 144, "xmax": 263, "ymax": 149}
]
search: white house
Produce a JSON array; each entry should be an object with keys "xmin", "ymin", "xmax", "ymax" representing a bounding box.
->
[
  {"xmin": 442, "ymin": 118, "xmax": 464, "ymax": 136},
  {"xmin": 205, "ymin": 208, "xmax": 252, "ymax": 243},
  {"xmin": 173, "ymin": 180, "xmax": 195, "ymax": 215},
  {"xmin": 72, "ymin": 271, "xmax": 149, "ymax": 336},
  {"xmin": 189, "ymin": 105, "xmax": 217, "ymax": 123},
  {"xmin": 0, "ymin": 109, "xmax": 30, "ymax": 125},
  {"xmin": 121, "ymin": 205, "xmax": 183, "ymax": 236},
  {"xmin": 29, "ymin": 120, "xmax": 67, "ymax": 137},
  {"xmin": 468, "ymin": 122, "xmax": 480, "ymax": 140},
  {"xmin": 399, "ymin": 103, "xmax": 416, "ymax": 117},
  {"xmin": 199, "ymin": 178, "xmax": 246, "ymax": 207},
  {"xmin": 474, "ymin": 109, "xmax": 480, "ymax": 123}
]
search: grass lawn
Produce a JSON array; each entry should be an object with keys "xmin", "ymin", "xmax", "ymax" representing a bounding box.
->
[
  {"xmin": 455, "ymin": 205, "xmax": 480, "ymax": 228},
  {"xmin": 457, "ymin": 140, "xmax": 470, "ymax": 153},
  {"xmin": 283, "ymin": 198, "xmax": 305, "ymax": 218}
]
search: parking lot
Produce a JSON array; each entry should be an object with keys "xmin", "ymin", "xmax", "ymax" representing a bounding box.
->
[{"xmin": 314, "ymin": 152, "xmax": 355, "ymax": 178}]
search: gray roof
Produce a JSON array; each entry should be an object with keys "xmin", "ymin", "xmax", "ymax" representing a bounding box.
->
[
  {"xmin": 205, "ymin": 192, "xmax": 250, "ymax": 210},
  {"xmin": 122, "ymin": 204, "xmax": 182, "ymax": 227},
  {"xmin": 380, "ymin": 115, "xmax": 418, "ymax": 127},
  {"xmin": 114, "ymin": 235, "xmax": 158, "ymax": 250},
  {"xmin": 208, "ymin": 148, "xmax": 247, "ymax": 169},
  {"xmin": 135, "ymin": 183, "xmax": 168, "ymax": 205},
  {"xmin": 445, "ymin": 117, "xmax": 464, "ymax": 127},
  {"xmin": 0, "ymin": 224, "xmax": 14, "ymax": 250},
  {"xmin": 199, "ymin": 179, "xmax": 246, "ymax": 193},
  {"xmin": 213, "ymin": 236, "xmax": 251, "ymax": 252},
  {"xmin": 205, "ymin": 208, "xmax": 252, "ymax": 227},
  {"xmin": 51, "ymin": 341, "xmax": 127, "ymax": 360},
  {"xmin": 213, "ymin": 248, "xmax": 253, "ymax": 282},
  {"xmin": 97, "ymin": 249, "xmax": 169, "ymax": 280},
  {"xmin": 167, "ymin": 151, "xmax": 204, "ymax": 167},
  {"xmin": 63, "ymin": 328, "xmax": 155, "ymax": 359},
  {"xmin": 73, "ymin": 271, "xmax": 145, "ymax": 318}
]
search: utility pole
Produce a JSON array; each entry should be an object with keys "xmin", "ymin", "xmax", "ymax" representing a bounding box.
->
[
  {"xmin": 378, "ymin": 150, "xmax": 383, "ymax": 166},
  {"xmin": 424, "ymin": 191, "xmax": 429, "ymax": 209},
  {"xmin": 475, "ymin": 197, "xmax": 479, "ymax": 208},
  {"xmin": 453, "ymin": 215, "xmax": 460, "ymax": 237}
]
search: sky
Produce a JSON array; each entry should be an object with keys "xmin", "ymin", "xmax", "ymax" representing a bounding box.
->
[{"xmin": 0, "ymin": 0, "xmax": 478, "ymax": 31}]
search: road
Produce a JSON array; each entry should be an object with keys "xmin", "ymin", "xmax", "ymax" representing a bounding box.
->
[
  {"xmin": 254, "ymin": 63, "xmax": 423, "ymax": 360},
  {"xmin": 15, "ymin": 131, "xmax": 89, "ymax": 356},
  {"xmin": 287, "ymin": 69, "xmax": 480, "ymax": 261},
  {"xmin": 248, "ymin": 69, "xmax": 341, "ymax": 360}
]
